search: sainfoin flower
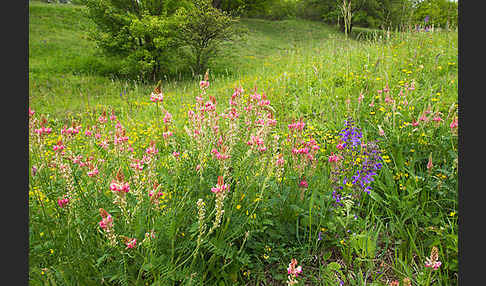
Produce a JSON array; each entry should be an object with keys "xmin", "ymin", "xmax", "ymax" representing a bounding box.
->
[
  {"xmin": 125, "ymin": 238, "xmax": 137, "ymax": 249},
  {"xmin": 286, "ymin": 258, "xmax": 303, "ymax": 285},
  {"xmin": 432, "ymin": 113, "xmax": 442, "ymax": 123},
  {"xmin": 287, "ymin": 258, "xmax": 302, "ymax": 276},
  {"xmin": 425, "ymin": 246, "xmax": 442, "ymax": 270},
  {"xmin": 328, "ymin": 152, "xmax": 341, "ymax": 163},
  {"xmin": 34, "ymin": 127, "xmax": 52, "ymax": 136},
  {"xmin": 211, "ymin": 176, "xmax": 229, "ymax": 194},
  {"xmin": 450, "ymin": 117, "xmax": 458, "ymax": 129},
  {"xmin": 57, "ymin": 196, "xmax": 70, "ymax": 208},
  {"xmin": 163, "ymin": 111, "xmax": 172, "ymax": 124},
  {"xmin": 87, "ymin": 167, "xmax": 99, "ymax": 177},
  {"xmin": 199, "ymin": 80, "xmax": 209, "ymax": 89},
  {"xmin": 98, "ymin": 115, "xmax": 107, "ymax": 124},
  {"xmin": 299, "ymin": 179, "xmax": 308, "ymax": 188},
  {"xmin": 336, "ymin": 142, "xmax": 345, "ymax": 150},
  {"xmin": 53, "ymin": 141, "xmax": 66, "ymax": 153},
  {"xmin": 145, "ymin": 143, "xmax": 159, "ymax": 155},
  {"xmin": 110, "ymin": 180, "xmax": 130, "ymax": 193},
  {"xmin": 98, "ymin": 208, "xmax": 113, "ymax": 230},
  {"xmin": 163, "ymin": 131, "xmax": 173, "ymax": 139},
  {"xmin": 150, "ymin": 83, "xmax": 163, "ymax": 103}
]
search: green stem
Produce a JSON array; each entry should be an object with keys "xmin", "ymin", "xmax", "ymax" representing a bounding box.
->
[{"xmin": 425, "ymin": 269, "xmax": 432, "ymax": 286}]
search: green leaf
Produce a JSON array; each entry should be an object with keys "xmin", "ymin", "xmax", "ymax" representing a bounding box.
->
[
  {"xmin": 326, "ymin": 262, "xmax": 341, "ymax": 271},
  {"xmin": 369, "ymin": 191, "xmax": 388, "ymax": 206},
  {"xmin": 262, "ymin": 219, "xmax": 274, "ymax": 226},
  {"xmin": 142, "ymin": 263, "xmax": 153, "ymax": 271}
]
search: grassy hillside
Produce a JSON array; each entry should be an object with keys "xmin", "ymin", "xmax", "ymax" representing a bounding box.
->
[
  {"xmin": 29, "ymin": 1, "xmax": 342, "ymax": 120},
  {"xmin": 29, "ymin": 1, "xmax": 458, "ymax": 285}
]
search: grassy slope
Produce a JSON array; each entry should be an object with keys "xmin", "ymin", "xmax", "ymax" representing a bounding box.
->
[{"xmin": 29, "ymin": 1, "xmax": 341, "ymax": 121}]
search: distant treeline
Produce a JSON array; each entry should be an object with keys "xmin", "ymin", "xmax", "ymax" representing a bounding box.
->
[
  {"xmin": 46, "ymin": 0, "xmax": 458, "ymax": 31},
  {"xmin": 211, "ymin": 0, "xmax": 457, "ymax": 31}
]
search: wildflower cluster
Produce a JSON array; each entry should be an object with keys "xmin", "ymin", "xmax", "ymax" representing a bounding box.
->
[
  {"xmin": 110, "ymin": 169, "xmax": 131, "ymax": 222},
  {"xmin": 330, "ymin": 118, "xmax": 383, "ymax": 205},
  {"xmin": 288, "ymin": 119, "xmax": 319, "ymax": 174}
]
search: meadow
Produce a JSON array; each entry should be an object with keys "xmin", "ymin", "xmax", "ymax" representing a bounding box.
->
[{"xmin": 29, "ymin": 1, "xmax": 458, "ymax": 285}]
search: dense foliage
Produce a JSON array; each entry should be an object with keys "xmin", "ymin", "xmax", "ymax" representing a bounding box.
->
[
  {"xmin": 174, "ymin": 0, "xmax": 240, "ymax": 75},
  {"xmin": 294, "ymin": 0, "xmax": 457, "ymax": 31},
  {"xmin": 412, "ymin": 0, "xmax": 458, "ymax": 30},
  {"xmin": 84, "ymin": 0, "xmax": 237, "ymax": 80}
]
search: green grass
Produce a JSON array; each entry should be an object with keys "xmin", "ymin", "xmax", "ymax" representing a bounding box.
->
[{"xmin": 29, "ymin": 1, "xmax": 458, "ymax": 285}]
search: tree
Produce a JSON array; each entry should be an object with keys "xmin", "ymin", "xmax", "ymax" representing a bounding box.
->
[
  {"xmin": 85, "ymin": 0, "xmax": 191, "ymax": 80},
  {"xmin": 319, "ymin": 0, "xmax": 382, "ymax": 34},
  {"xmin": 174, "ymin": 0, "xmax": 239, "ymax": 76}
]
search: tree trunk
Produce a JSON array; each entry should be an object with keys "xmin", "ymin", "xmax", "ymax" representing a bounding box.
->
[
  {"xmin": 339, "ymin": 17, "xmax": 346, "ymax": 33},
  {"xmin": 338, "ymin": 16, "xmax": 353, "ymax": 35}
]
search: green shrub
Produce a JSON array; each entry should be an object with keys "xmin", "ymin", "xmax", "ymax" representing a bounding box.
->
[
  {"xmin": 174, "ymin": 0, "xmax": 239, "ymax": 76},
  {"xmin": 85, "ymin": 0, "xmax": 191, "ymax": 80},
  {"xmin": 412, "ymin": 0, "xmax": 458, "ymax": 29},
  {"xmin": 265, "ymin": 0, "xmax": 298, "ymax": 20}
]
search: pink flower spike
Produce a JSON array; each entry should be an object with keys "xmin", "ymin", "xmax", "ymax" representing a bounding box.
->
[
  {"xmin": 358, "ymin": 92, "xmax": 364, "ymax": 103},
  {"xmin": 87, "ymin": 167, "xmax": 99, "ymax": 177},
  {"xmin": 150, "ymin": 92, "xmax": 163, "ymax": 103},
  {"xmin": 299, "ymin": 180, "xmax": 308, "ymax": 188},
  {"xmin": 199, "ymin": 80, "xmax": 209, "ymax": 89},
  {"xmin": 427, "ymin": 153, "xmax": 433, "ymax": 171},
  {"xmin": 450, "ymin": 117, "xmax": 458, "ymax": 129},
  {"xmin": 432, "ymin": 114, "xmax": 442, "ymax": 123},
  {"xmin": 163, "ymin": 111, "xmax": 172, "ymax": 124},
  {"xmin": 57, "ymin": 197, "xmax": 69, "ymax": 208},
  {"xmin": 378, "ymin": 125, "xmax": 385, "ymax": 136},
  {"xmin": 163, "ymin": 131, "xmax": 173, "ymax": 139},
  {"xmin": 98, "ymin": 116, "xmax": 107, "ymax": 124},
  {"xmin": 122, "ymin": 182, "xmax": 130, "ymax": 193},
  {"xmin": 287, "ymin": 258, "xmax": 302, "ymax": 277},
  {"xmin": 328, "ymin": 152, "xmax": 340, "ymax": 163}
]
